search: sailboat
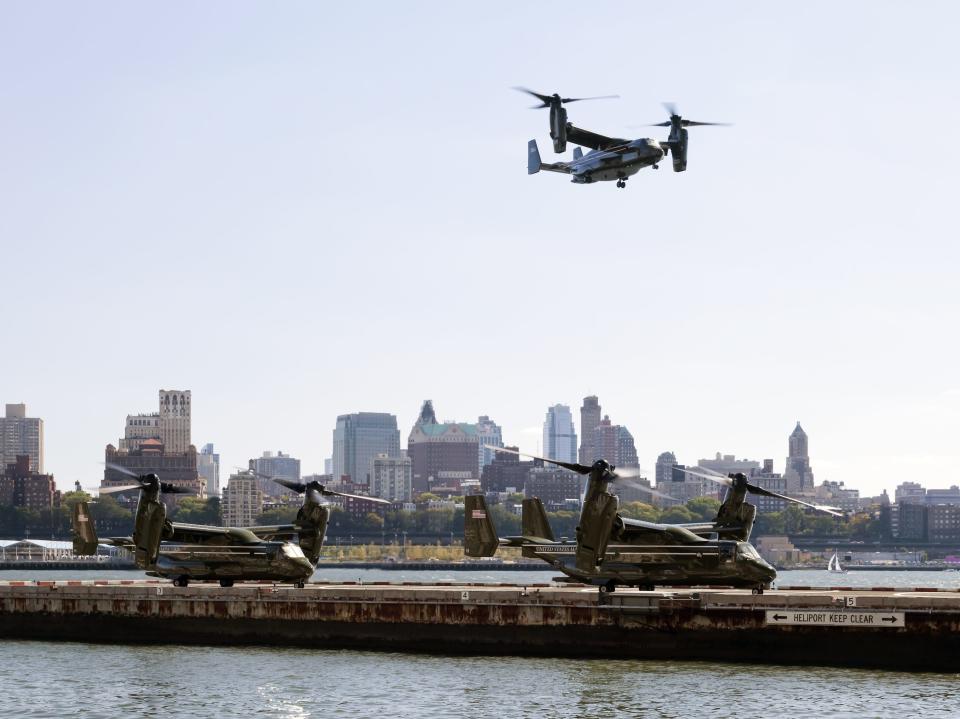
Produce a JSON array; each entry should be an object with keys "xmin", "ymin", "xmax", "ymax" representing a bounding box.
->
[{"xmin": 827, "ymin": 551, "xmax": 846, "ymax": 573}]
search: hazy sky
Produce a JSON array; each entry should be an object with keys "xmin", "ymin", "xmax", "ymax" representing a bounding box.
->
[{"xmin": 2, "ymin": 2, "xmax": 958, "ymax": 496}]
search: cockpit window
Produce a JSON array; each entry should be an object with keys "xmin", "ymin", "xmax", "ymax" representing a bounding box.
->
[
  {"xmin": 738, "ymin": 543, "xmax": 761, "ymax": 560},
  {"xmin": 282, "ymin": 543, "xmax": 306, "ymax": 559}
]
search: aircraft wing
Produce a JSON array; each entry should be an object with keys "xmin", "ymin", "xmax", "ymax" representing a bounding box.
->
[
  {"xmin": 168, "ymin": 522, "xmax": 261, "ymax": 545},
  {"xmin": 565, "ymin": 124, "xmax": 629, "ymax": 151},
  {"xmin": 247, "ymin": 524, "xmax": 300, "ymax": 541},
  {"xmin": 101, "ymin": 537, "xmax": 136, "ymax": 551},
  {"xmin": 617, "ymin": 517, "xmax": 709, "ymax": 544}
]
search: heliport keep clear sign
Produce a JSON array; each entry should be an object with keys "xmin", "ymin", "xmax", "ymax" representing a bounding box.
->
[{"xmin": 765, "ymin": 610, "xmax": 905, "ymax": 627}]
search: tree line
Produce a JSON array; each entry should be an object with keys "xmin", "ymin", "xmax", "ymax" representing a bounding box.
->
[{"xmin": 0, "ymin": 491, "xmax": 884, "ymax": 542}]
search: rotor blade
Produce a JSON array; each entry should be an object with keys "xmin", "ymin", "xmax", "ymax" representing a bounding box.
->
[
  {"xmin": 682, "ymin": 120, "xmax": 731, "ymax": 127},
  {"xmin": 617, "ymin": 478, "xmax": 681, "ymax": 504},
  {"xmin": 609, "ymin": 465, "xmax": 647, "ymax": 480},
  {"xmin": 562, "ymin": 94, "xmax": 619, "ymax": 103},
  {"xmin": 321, "ymin": 489, "xmax": 391, "ymax": 505},
  {"xmin": 99, "ymin": 484, "xmax": 142, "ymax": 494},
  {"xmin": 160, "ymin": 483, "xmax": 189, "ymax": 494},
  {"xmin": 512, "ymin": 86, "xmax": 552, "ymax": 107},
  {"xmin": 744, "ymin": 485, "xmax": 844, "ymax": 516},
  {"xmin": 662, "ymin": 102, "xmax": 678, "ymax": 117},
  {"xmin": 274, "ymin": 478, "xmax": 307, "ymax": 494},
  {"xmin": 104, "ymin": 462, "xmax": 141, "ymax": 479},
  {"xmin": 648, "ymin": 121, "xmax": 672, "ymax": 127},
  {"xmin": 675, "ymin": 467, "xmax": 734, "ymax": 488},
  {"xmin": 487, "ymin": 445, "xmax": 592, "ymax": 475}
]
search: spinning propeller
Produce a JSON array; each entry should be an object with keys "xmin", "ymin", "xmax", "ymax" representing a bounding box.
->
[
  {"xmin": 101, "ymin": 462, "xmax": 188, "ymax": 494},
  {"xmin": 270, "ymin": 477, "xmax": 391, "ymax": 506},
  {"xmin": 649, "ymin": 102, "xmax": 730, "ymax": 128},
  {"xmin": 486, "ymin": 446, "xmax": 679, "ymax": 504},
  {"xmin": 514, "ymin": 86, "xmax": 619, "ymax": 109},
  {"xmin": 677, "ymin": 466, "xmax": 843, "ymax": 517}
]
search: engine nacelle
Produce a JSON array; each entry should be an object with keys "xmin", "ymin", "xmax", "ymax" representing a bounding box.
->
[
  {"xmin": 549, "ymin": 102, "xmax": 568, "ymax": 153},
  {"xmin": 671, "ymin": 127, "xmax": 688, "ymax": 172}
]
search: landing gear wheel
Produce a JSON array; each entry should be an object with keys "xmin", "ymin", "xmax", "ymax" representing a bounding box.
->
[
  {"xmin": 294, "ymin": 580, "xmax": 306, "ymax": 589},
  {"xmin": 752, "ymin": 586, "xmax": 765, "ymax": 595},
  {"xmin": 219, "ymin": 579, "xmax": 234, "ymax": 588},
  {"xmin": 599, "ymin": 580, "xmax": 617, "ymax": 594},
  {"xmin": 616, "ymin": 179, "xmax": 626, "ymax": 188},
  {"xmin": 653, "ymin": 164, "xmax": 659, "ymax": 169},
  {"xmin": 638, "ymin": 584, "xmax": 655, "ymax": 592},
  {"xmin": 173, "ymin": 576, "xmax": 189, "ymax": 588}
]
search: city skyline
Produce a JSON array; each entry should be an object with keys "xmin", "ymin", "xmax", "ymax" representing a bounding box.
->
[
  {"xmin": 2, "ymin": 3, "xmax": 957, "ymax": 499},
  {"xmin": 6, "ymin": 389, "xmax": 949, "ymax": 499}
]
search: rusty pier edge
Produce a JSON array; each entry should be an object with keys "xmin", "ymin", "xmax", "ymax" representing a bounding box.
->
[{"xmin": 2, "ymin": 582, "xmax": 959, "ymax": 671}]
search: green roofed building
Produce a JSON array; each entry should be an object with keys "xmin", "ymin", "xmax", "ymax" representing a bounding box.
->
[{"xmin": 407, "ymin": 400, "xmax": 480, "ymax": 494}]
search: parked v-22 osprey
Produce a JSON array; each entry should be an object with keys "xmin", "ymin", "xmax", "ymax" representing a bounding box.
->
[{"xmin": 516, "ymin": 87, "xmax": 729, "ymax": 188}]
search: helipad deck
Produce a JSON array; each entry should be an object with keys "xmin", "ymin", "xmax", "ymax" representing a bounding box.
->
[{"xmin": 1, "ymin": 580, "xmax": 957, "ymax": 670}]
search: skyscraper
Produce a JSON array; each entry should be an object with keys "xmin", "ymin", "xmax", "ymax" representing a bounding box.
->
[
  {"xmin": 476, "ymin": 415, "xmax": 503, "ymax": 473},
  {"xmin": 253, "ymin": 450, "xmax": 301, "ymax": 497},
  {"xmin": 222, "ymin": 471, "xmax": 263, "ymax": 527},
  {"xmin": 158, "ymin": 390, "xmax": 191, "ymax": 453},
  {"xmin": 655, "ymin": 451, "xmax": 678, "ymax": 487},
  {"xmin": 578, "ymin": 396, "xmax": 601, "ymax": 464},
  {"xmin": 371, "ymin": 453, "xmax": 413, "ymax": 502},
  {"xmin": 783, "ymin": 422, "xmax": 815, "ymax": 494},
  {"xmin": 332, "ymin": 412, "xmax": 401, "ymax": 485},
  {"xmin": 594, "ymin": 415, "xmax": 639, "ymax": 468},
  {"xmin": 543, "ymin": 404, "xmax": 577, "ymax": 463},
  {"xmin": 197, "ymin": 443, "xmax": 220, "ymax": 496},
  {"xmin": 101, "ymin": 389, "xmax": 201, "ymax": 499},
  {"xmin": 0, "ymin": 404, "xmax": 44, "ymax": 474}
]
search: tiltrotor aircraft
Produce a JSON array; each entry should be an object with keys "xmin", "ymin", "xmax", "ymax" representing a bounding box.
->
[
  {"xmin": 465, "ymin": 447, "xmax": 841, "ymax": 594},
  {"xmin": 72, "ymin": 463, "xmax": 387, "ymax": 587},
  {"xmin": 516, "ymin": 87, "xmax": 727, "ymax": 188}
]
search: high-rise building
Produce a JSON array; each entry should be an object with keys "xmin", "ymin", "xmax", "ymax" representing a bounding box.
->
[
  {"xmin": 594, "ymin": 416, "xmax": 639, "ymax": 468},
  {"xmin": 578, "ymin": 396, "xmax": 602, "ymax": 465},
  {"xmin": 221, "ymin": 471, "xmax": 263, "ymax": 527},
  {"xmin": 476, "ymin": 416, "xmax": 504, "ymax": 473},
  {"xmin": 655, "ymin": 452, "xmax": 678, "ymax": 487},
  {"xmin": 371, "ymin": 453, "xmax": 413, "ymax": 502},
  {"xmin": 543, "ymin": 404, "xmax": 577, "ymax": 464},
  {"xmin": 119, "ymin": 413, "xmax": 161, "ymax": 451},
  {"xmin": 253, "ymin": 450, "xmax": 301, "ymax": 497},
  {"xmin": 0, "ymin": 455, "xmax": 57, "ymax": 511},
  {"xmin": 896, "ymin": 481, "xmax": 926, "ymax": 505},
  {"xmin": 197, "ymin": 443, "xmax": 220, "ymax": 496},
  {"xmin": 480, "ymin": 445, "xmax": 534, "ymax": 493},
  {"xmin": 1, "ymin": 404, "xmax": 44, "ymax": 474},
  {"xmin": 101, "ymin": 389, "xmax": 202, "ymax": 500},
  {"xmin": 750, "ymin": 461, "xmax": 787, "ymax": 512},
  {"xmin": 332, "ymin": 413, "xmax": 401, "ymax": 485},
  {"xmin": 783, "ymin": 422, "xmax": 815, "ymax": 494},
  {"xmin": 698, "ymin": 453, "xmax": 762, "ymax": 476},
  {"xmin": 407, "ymin": 400, "xmax": 480, "ymax": 494},
  {"xmin": 158, "ymin": 390, "xmax": 191, "ymax": 454},
  {"xmin": 524, "ymin": 466, "xmax": 582, "ymax": 509}
]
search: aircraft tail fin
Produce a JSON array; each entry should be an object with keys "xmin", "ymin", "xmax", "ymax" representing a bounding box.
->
[
  {"xmin": 72, "ymin": 501, "xmax": 99, "ymax": 556},
  {"xmin": 464, "ymin": 495, "xmax": 499, "ymax": 557},
  {"xmin": 527, "ymin": 139, "xmax": 542, "ymax": 174},
  {"xmin": 521, "ymin": 498, "xmax": 555, "ymax": 541},
  {"xmin": 572, "ymin": 147, "xmax": 583, "ymax": 161}
]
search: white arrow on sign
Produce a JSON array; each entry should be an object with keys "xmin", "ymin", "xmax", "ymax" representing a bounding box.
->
[{"xmin": 765, "ymin": 610, "xmax": 904, "ymax": 627}]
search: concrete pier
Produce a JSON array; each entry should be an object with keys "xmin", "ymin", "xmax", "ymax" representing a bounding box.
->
[{"xmin": 1, "ymin": 580, "xmax": 958, "ymax": 670}]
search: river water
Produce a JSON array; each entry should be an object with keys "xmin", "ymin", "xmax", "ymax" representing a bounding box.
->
[{"xmin": 2, "ymin": 568, "xmax": 959, "ymax": 718}]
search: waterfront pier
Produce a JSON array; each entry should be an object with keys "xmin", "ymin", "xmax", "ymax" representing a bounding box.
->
[{"xmin": 2, "ymin": 580, "xmax": 958, "ymax": 671}]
